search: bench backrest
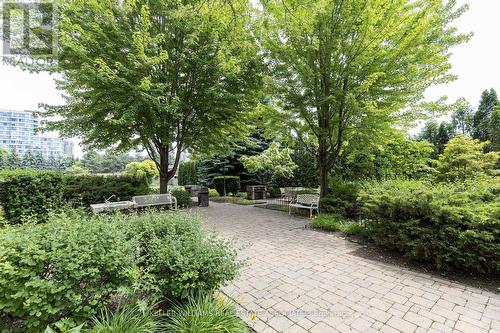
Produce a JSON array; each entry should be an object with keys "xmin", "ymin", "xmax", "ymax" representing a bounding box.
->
[
  {"xmin": 295, "ymin": 194, "xmax": 320, "ymax": 206},
  {"xmin": 133, "ymin": 194, "xmax": 174, "ymax": 206}
]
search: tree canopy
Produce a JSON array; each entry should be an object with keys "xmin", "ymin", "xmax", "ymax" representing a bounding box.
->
[
  {"xmin": 472, "ymin": 89, "xmax": 499, "ymax": 141},
  {"xmin": 42, "ymin": 0, "xmax": 264, "ymax": 192},
  {"xmin": 437, "ymin": 136, "xmax": 499, "ymax": 182},
  {"xmin": 261, "ymin": 0, "xmax": 469, "ymax": 196},
  {"xmin": 240, "ymin": 142, "xmax": 297, "ymax": 185}
]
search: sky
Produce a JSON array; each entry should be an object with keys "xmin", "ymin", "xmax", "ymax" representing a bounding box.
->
[{"xmin": 0, "ymin": 0, "xmax": 499, "ymax": 157}]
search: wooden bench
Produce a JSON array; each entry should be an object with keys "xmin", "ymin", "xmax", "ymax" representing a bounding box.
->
[{"xmin": 289, "ymin": 193, "xmax": 320, "ymax": 218}]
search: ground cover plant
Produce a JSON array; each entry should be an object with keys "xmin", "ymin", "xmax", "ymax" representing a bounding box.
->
[{"xmin": 309, "ymin": 214, "xmax": 367, "ymax": 237}]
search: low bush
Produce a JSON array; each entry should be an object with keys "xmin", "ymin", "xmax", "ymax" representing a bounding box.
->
[
  {"xmin": 170, "ymin": 188, "xmax": 192, "ymax": 207},
  {"xmin": 359, "ymin": 178, "xmax": 500, "ymax": 273},
  {"xmin": 128, "ymin": 212, "xmax": 240, "ymax": 301},
  {"xmin": 63, "ymin": 174, "xmax": 150, "ymax": 207},
  {"xmin": 320, "ymin": 177, "xmax": 360, "ymax": 218},
  {"xmin": 309, "ymin": 214, "xmax": 344, "ymax": 231},
  {"xmin": 309, "ymin": 214, "xmax": 368, "ymax": 237},
  {"xmin": 212, "ymin": 176, "xmax": 240, "ymax": 196},
  {"xmin": 162, "ymin": 292, "xmax": 249, "ymax": 333},
  {"xmin": 0, "ymin": 170, "xmax": 64, "ymax": 224},
  {"xmin": 0, "ymin": 211, "xmax": 136, "ymax": 332},
  {"xmin": 208, "ymin": 188, "xmax": 220, "ymax": 197},
  {"xmin": 0, "ymin": 211, "xmax": 240, "ymax": 331}
]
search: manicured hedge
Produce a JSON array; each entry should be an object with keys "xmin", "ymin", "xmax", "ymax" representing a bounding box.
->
[
  {"xmin": 63, "ymin": 174, "xmax": 149, "ymax": 207},
  {"xmin": 212, "ymin": 176, "xmax": 240, "ymax": 196},
  {"xmin": 359, "ymin": 179, "xmax": 500, "ymax": 273},
  {"xmin": 0, "ymin": 170, "xmax": 64, "ymax": 224},
  {"xmin": 0, "ymin": 211, "xmax": 240, "ymax": 331},
  {"xmin": 0, "ymin": 171, "xmax": 150, "ymax": 224}
]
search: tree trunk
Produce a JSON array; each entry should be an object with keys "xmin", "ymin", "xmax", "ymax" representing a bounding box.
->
[
  {"xmin": 318, "ymin": 130, "xmax": 329, "ymax": 198},
  {"xmin": 159, "ymin": 146, "xmax": 169, "ymax": 194},
  {"xmin": 319, "ymin": 158, "xmax": 329, "ymax": 198}
]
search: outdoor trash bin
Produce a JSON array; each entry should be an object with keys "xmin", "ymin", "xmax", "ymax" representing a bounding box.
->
[{"xmin": 198, "ymin": 187, "xmax": 209, "ymax": 207}]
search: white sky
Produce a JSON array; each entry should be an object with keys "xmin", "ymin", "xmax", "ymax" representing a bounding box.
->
[{"xmin": 0, "ymin": 0, "xmax": 499, "ymax": 156}]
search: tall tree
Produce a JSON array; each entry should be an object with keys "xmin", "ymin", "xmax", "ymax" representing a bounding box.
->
[
  {"xmin": 451, "ymin": 98, "xmax": 474, "ymax": 136},
  {"xmin": 6, "ymin": 151, "xmax": 21, "ymax": 169},
  {"xmin": 472, "ymin": 89, "xmax": 499, "ymax": 141},
  {"xmin": 420, "ymin": 121, "xmax": 439, "ymax": 148},
  {"xmin": 437, "ymin": 136, "xmax": 499, "ymax": 182},
  {"xmin": 0, "ymin": 148, "xmax": 9, "ymax": 170},
  {"xmin": 38, "ymin": 0, "xmax": 263, "ymax": 193},
  {"xmin": 21, "ymin": 151, "xmax": 37, "ymax": 169},
  {"xmin": 262, "ymin": 0, "xmax": 469, "ymax": 196},
  {"xmin": 489, "ymin": 106, "xmax": 500, "ymax": 151},
  {"xmin": 436, "ymin": 122, "xmax": 455, "ymax": 154}
]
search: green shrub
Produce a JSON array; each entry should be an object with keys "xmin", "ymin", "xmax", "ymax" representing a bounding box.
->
[
  {"xmin": 170, "ymin": 188, "xmax": 192, "ymax": 207},
  {"xmin": 235, "ymin": 199, "xmax": 262, "ymax": 205},
  {"xmin": 208, "ymin": 189, "xmax": 220, "ymax": 197},
  {"xmin": 320, "ymin": 178, "xmax": 360, "ymax": 218},
  {"xmin": 128, "ymin": 212, "xmax": 240, "ymax": 301},
  {"xmin": 0, "ymin": 212, "xmax": 136, "ymax": 332},
  {"xmin": 162, "ymin": 291, "xmax": 249, "ymax": 333},
  {"xmin": 341, "ymin": 222, "xmax": 367, "ymax": 237},
  {"xmin": 296, "ymin": 188, "xmax": 320, "ymax": 195},
  {"xmin": 125, "ymin": 160, "xmax": 159, "ymax": 184},
  {"xmin": 212, "ymin": 176, "xmax": 240, "ymax": 196},
  {"xmin": 309, "ymin": 214, "xmax": 343, "ymax": 231},
  {"xmin": 267, "ymin": 187, "xmax": 281, "ymax": 198},
  {"xmin": 63, "ymin": 174, "xmax": 150, "ymax": 207},
  {"xmin": 0, "ymin": 211, "xmax": 240, "ymax": 331},
  {"xmin": 0, "ymin": 170, "xmax": 64, "ymax": 224},
  {"xmin": 359, "ymin": 178, "xmax": 500, "ymax": 273}
]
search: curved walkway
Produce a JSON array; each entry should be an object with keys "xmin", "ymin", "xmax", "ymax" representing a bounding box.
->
[{"xmin": 200, "ymin": 203, "xmax": 499, "ymax": 333}]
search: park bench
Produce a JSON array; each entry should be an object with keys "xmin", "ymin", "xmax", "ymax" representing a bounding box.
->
[
  {"xmin": 132, "ymin": 193, "xmax": 177, "ymax": 210},
  {"xmin": 289, "ymin": 193, "xmax": 320, "ymax": 218},
  {"xmin": 90, "ymin": 193, "xmax": 177, "ymax": 214}
]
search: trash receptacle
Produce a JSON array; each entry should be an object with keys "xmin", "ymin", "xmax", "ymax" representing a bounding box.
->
[{"xmin": 198, "ymin": 187, "xmax": 209, "ymax": 207}]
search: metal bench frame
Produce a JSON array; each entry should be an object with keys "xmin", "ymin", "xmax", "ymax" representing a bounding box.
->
[{"xmin": 289, "ymin": 193, "xmax": 320, "ymax": 218}]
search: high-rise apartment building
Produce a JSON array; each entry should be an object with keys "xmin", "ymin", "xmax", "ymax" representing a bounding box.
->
[{"xmin": 0, "ymin": 109, "xmax": 74, "ymax": 159}]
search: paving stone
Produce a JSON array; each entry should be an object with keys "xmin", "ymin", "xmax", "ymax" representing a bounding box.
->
[
  {"xmin": 200, "ymin": 203, "xmax": 500, "ymax": 333},
  {"xmin": 403, "ymin": 311, "xmax": 432, "ymax": 329},
  {"xmin": 455, "ymin": 319, "xmax": 488, "ymax": 333},
  {"xmin": 365, "ymin": 306, "xmax": 392, "ymax": 323},
  {"xmin": 387, "ymin": 317, "xmax": 417, "ymax": 332},
  {"xmin": 310, "ymin": 322, "xmax": 337, "ymax": 333},
  {"xmin": 266, "ymin": 316, "xmax": 295, "ymax": 332},
  {"xmin": 284, "ymin": 324, "xmax": 309, "ymax": 333}
]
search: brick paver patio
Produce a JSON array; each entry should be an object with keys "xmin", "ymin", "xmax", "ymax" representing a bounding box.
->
[{"xmin": 200, "ymin": 202, "xmax": 500, "ymax": 333}]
